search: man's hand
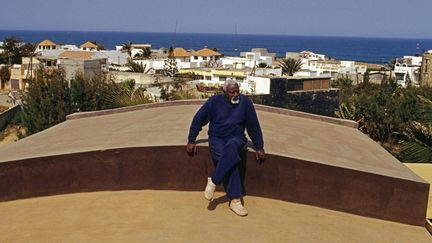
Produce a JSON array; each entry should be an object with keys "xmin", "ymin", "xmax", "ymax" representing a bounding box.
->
[
  {"xmin": 256, "ymin": 149, "xmax": 266, "ymax": 165},
  {"xmin": 186, "ymin": 143, "xmax": 197, "ymax": 157}
]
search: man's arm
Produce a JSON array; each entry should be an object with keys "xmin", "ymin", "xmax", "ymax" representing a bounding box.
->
[
  {"xmin": 187, "ymin": 100, "xmax": 211, "ymax": 156},
  {"xmin": 245, "ymin": 99, "xmax": 266, "ymax": 163}
]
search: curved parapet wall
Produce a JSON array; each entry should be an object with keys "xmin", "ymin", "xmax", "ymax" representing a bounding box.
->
[{"xmin": 0, "ymin": 100, "xmax": 428, "ymax": 226}]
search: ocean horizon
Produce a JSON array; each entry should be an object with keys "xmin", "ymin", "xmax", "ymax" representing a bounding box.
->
[{"xmin": 1, "ymin": 29, "xmax": 432, "ymax": 65}]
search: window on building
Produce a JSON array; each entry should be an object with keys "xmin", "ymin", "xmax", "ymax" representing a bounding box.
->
[
  {"xmin": 194, "ymin": 56, "xmax": 198, "ymax": 60},
  {"xmin": 220, "ymin": 76, "xmax": 227, "ymax": 81},
  {"xmin": 203, "ymin": 57, "xmax": 207, "ymax": 60}
]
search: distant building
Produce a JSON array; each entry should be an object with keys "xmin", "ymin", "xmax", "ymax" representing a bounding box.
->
[
  {"xmin": 8, "ymin": 64, "xmax": 24, "ymax": 90},
  {"xmin": 394, "ymin": 56, "xmax": 422, "ymax": 87},
  {"xmin": 224, "ymin": 48, "xmax": 274, "ymax": 69},
  {"xmin": 189, "ymin": 48, "xmax": 223, "ymax": 67},
  {"xmin": 171, "ymin": 47, "xmax": 193, "ymax": 69},
  {"xmin": 286, "ymin": 51, "xmax": 326, "ymax": 61},
  {"xmin": 36, "ymin": 40, "xmax": 57, "ymax": 52},
  {"xmin": 57, "ymin": 51, "xmax": 108, "ymax": 81},
  {"xmin": 80, "ymin": 41, "xmax": 98, "ymax": 51},
  {"xmin": 421, "ymin": 51, "xmax": 432, "ymax": 86}
]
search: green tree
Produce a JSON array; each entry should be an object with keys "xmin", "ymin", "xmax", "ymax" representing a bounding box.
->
[
  {"xmin": 0, "ymin": 36, "xmax": 22, "ymax": 65},
  {"xmin": 90, "ymin": 40, "xmax": 106, "ymax": 51},
  {"xmin": 126, "ymin": 60, "xmax": 145, "ymax": 73},
  {"xmin": 20, "ymin": 68, "xmax": 72, "ymax": 135},
  {"xmin": 399, "ymin": 96, "xmax": 432, "ymax": 162},
  {"xmin": 279, "ymin": 58, "xmax": 303, "ymax": 76},
  {"xmin": 70, "ymin": 72, "xmax": 119, "ymax": 111},
  {"xmin": 0, "ymin": 65, "xmax": 10, "ymax": 89},
  {"xmin": 258, "ymin": 62, "xmax": 268, "ymax": 68},
  {"xmin": 163, "ymin": 47, "xmax": 178, "ymax": 77},
  {"xmin": 104, "ymin": 85, "xmax": 152, "ymax": 107}
]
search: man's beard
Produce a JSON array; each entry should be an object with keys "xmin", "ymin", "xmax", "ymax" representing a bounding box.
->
[{"xmin": 231, "ymin": 97, "xmax": 239, "ymax": 104}]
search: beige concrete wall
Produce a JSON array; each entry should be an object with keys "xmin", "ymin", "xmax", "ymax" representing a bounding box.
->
[
  {"xmin": 421, "ymin": 53, "xmax": 432, "ymax": 86},
  {"xmin": 109, "ymin": 71, "xmax": 172, "ymax": 86}
]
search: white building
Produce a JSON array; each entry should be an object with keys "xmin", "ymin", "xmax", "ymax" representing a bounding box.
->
[
  {"xmin": 80, "ymin": 41, "xmax": 98, "ymax": 51},
  {"xmin": 394, "ymin": 56, "xmax": 422, "ymax": 86},
  {"xmin": 59, "ymin": 44, "xmax": 80, "ymax": 51},
  {"xmin": 224, "ymin": 48, "xmax": 274, "ymax": 69},
  {"xmin": 36, "ymin": 40, "xmax": 58, "ymax": 52},
  {"xmin": 222, "ymin": 51, "xmax": 273, "ymax": 69}
]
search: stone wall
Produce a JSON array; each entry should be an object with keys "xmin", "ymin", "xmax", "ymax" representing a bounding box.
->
[
  {"xmin": 251, "ymin": 89, "xmax": 340, "ymax": 117},
  {"xmin": 0, "ymin": 105, "xmax": 20, "ymax": 130}
]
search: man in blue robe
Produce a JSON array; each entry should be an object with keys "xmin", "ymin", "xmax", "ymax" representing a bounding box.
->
[{"xmin": 186, "ymin": 80, "xmax": 266, "ymax": 216}]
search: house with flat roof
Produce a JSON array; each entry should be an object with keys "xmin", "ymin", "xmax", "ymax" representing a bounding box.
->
[
  {"xmin": 394, "ymin": 56, "xmax": 422, "ymax": 86},
  {"xmin": 57, "ymin": 51, "xmax": 108, "ymax": 81}
]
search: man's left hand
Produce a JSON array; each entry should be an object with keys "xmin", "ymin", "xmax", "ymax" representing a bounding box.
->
[{"xmin": 256, "ymin": 149, "xmax": 266, "ymax": 165}]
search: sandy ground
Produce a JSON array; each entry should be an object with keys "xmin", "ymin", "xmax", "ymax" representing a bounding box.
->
[
  {"xmin": 0, "ymin": 190, "xmax": 429, "ymax": 243},
  {"xmin": 0, "ymin": 91, "xmax": 12, "ymax": 107},
  {"xmin": 0, "ymin": 124, "xmax": 24, "ymax": 147}
]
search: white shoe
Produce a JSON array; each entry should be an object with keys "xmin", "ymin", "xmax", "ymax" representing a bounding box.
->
[
  {"xmin": 229, "ymin": 199, "xmax": 248, "ymax": 216},
  {"xmin": 204, "ymin": 177, "xmax": 216, "ymax": 201}
]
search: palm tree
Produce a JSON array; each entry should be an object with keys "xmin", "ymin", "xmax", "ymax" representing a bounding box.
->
[
  {"xmin": 20, "ymin": 42, "xmax": 38, "ymax": 80},
  {"xmin": 399, "ymin": 96, "xmax": 432, "ymax": 162},
  {"xmin": 126, "ymin": 59, "xmax": 147, "ymax": 73},
  {"xmin": 279, "ymin": 58, "xmax": 303, "ymax": 76},
  {"xmin": 121, "ymin": 41, "xmax": 133, "ymax": 57},
  {"xmin": 90, "ymin": 40, "xmax": 106, "ymax": 51},
  {"xmin": 134, "ymin": 47, "xmax": 152, "ymax": 59}
]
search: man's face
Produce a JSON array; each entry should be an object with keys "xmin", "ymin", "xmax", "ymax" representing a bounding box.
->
[{"xmin": 225, "ymin": 84, "xmax": 240, "ymax": 104}]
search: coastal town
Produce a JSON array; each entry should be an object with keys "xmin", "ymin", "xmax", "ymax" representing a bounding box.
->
[
  {"xmin": 1, "ymin": 37, "xmax": 432, "ymax": 153},
  {"xmin": 1, "ymin": 38, "xmax": 431, "ymax": 98}
]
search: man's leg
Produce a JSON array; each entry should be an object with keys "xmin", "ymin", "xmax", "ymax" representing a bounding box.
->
[
  {"xmin": 207, "ymin": 137, "xmax": 248, "ymax": 216},
  {"xmin": 210, "ymin": 137, "xmax": 246, "ymax": 189}
]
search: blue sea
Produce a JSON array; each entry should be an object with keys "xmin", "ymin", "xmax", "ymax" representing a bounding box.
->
[{"xmin": 1, "ymin": 30, "xmax": 432, "ymax": 65}]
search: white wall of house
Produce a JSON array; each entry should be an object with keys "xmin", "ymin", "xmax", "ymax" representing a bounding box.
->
[
  {"xmin": 134, "ymin": 59, "xmax": 166, "ymax": 72},
  {"xmin": 248, "ymin": 76, "xmax": 271, "ymax": 94},
  {"xmin": 60, "ymin": 45, "xmax": 79, "ymax": 51},
  {"xmin": 188, "ymin": 56, "xmax": 221, "ymax": 68},
  {"xmin": 37, "ymin": 45, "xmax": 57, "ymax": 52},
  {"xmin": 254, "ymin": 68, "xmax": 282, "ymax": 76},
  {"xmin": 110, "ymin": 71, "xmax": 171, "ymax": 86},
  {"xmin": 222, "ymin": 57, "xmax": 251, "ymax": 68},
  {"xmin": 175, "ymin": 57, "xmax": 192, "ymax": 69}
]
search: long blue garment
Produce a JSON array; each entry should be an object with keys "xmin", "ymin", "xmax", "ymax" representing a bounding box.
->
[
  {"xmin": 188, "ymin": 94, "xmax": 264, "ymax": 150},
  {"xmin": 188, "ymin": 94, "xmax": 264, "ymax": 199}
]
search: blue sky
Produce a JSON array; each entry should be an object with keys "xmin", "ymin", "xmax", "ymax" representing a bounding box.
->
[{"xmin": 1, "ymin": 0, "xmax": 431, "ymax": 38}]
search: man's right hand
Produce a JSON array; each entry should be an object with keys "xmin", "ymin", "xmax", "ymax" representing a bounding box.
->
[{"xmin": 186, "ymin": 143, "xmax": 197, "ymax": 157}]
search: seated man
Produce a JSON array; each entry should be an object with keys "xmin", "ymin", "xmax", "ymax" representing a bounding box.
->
[{"xmin": 186, "ymin": 80, "xmax": 265, "ymax": 216}]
